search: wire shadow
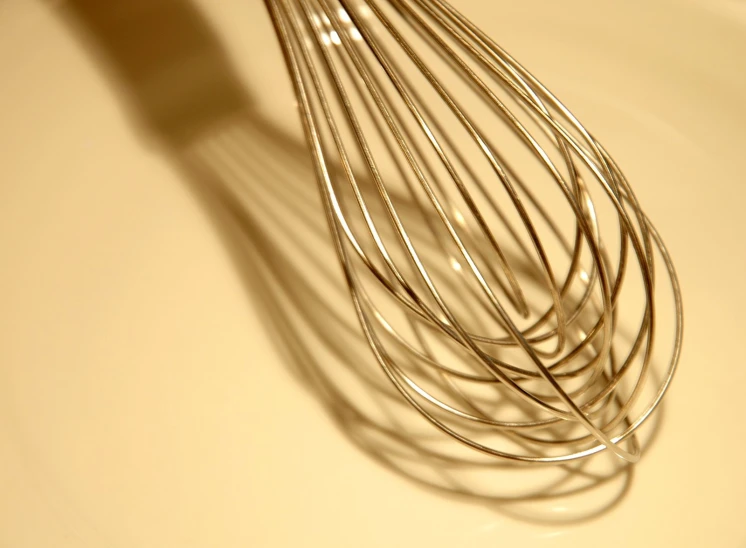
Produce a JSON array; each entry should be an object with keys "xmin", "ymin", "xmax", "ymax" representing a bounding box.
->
[{"xmin": 58, "ymin": 0, "xmax": 668, "ymax": 525}]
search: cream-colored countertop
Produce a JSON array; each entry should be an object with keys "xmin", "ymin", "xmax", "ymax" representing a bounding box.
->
[{"xmin": 1, "ymin": 1, "xmax": 744, "ymax": 546}]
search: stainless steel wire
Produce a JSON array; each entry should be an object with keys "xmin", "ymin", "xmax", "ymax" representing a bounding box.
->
[{"xmin": 264, "ymin": 0, "xmax": 683, "ymax": 464}]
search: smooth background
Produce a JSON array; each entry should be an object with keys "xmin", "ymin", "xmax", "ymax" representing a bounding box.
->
[{"xmin": 1, "ymin": 0, "xmax": 745, "ymax": 546}]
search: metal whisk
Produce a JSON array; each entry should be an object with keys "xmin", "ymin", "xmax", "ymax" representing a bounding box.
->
[{"xmin": 264, "ymin": 0, "xmax": 682, "ymax": 464}]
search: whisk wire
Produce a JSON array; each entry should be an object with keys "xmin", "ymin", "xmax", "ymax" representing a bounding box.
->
[{"xmin": 264, "ymin": 0, "xmax": 682, "ymax": 464}]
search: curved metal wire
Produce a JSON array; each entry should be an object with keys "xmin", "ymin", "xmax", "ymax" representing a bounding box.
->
[{"xmin": 264, "ymin": 0, "xmax": 683, "ymax": 464}]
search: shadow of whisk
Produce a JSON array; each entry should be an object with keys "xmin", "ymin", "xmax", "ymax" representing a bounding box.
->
[{"xmin": 58, "ymin": 0, "xmax": 667, "ymax": 525}]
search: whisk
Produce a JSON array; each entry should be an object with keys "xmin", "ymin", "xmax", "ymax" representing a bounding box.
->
[{"xmin": 264, "ymin": 0, "xmax": 682, "ymax": 464}]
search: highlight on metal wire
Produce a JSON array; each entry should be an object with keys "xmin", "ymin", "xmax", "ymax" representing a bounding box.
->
[{"xmin": 263, "ymin": 0, "xmax": 683, "ymax": 464}]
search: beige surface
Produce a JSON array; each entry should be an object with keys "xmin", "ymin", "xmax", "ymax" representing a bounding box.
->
[{"xmin": 1, "ymin": 0, "xmax": 745, "ymax": 546}]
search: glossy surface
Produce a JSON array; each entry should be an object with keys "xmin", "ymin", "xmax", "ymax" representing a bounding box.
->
[{"xmin": 1, "ymin": 1, "xmax": 744, "ymax": 546}]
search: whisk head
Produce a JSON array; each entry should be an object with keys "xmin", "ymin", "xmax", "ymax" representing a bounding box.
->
[{"xmin": 265, "ymin": 0, "xmax": 683, "ymax": 464}]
